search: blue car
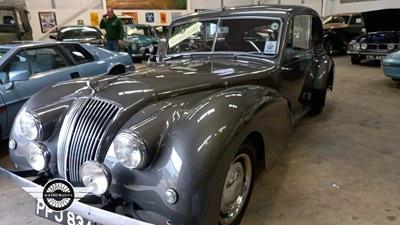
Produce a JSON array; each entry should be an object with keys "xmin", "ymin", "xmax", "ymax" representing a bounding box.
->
[
  {"xmin": 381, "ymin": 50, "xmax": 400, "ymax": 81},
  {"xmin": 0, "ymin": 41, "xmax": 134, "ymax": 140}
]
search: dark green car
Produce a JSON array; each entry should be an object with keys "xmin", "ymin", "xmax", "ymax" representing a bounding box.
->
[{"xmin": 123, "ymin": 24, "xmax": 159, "ymax": 62}]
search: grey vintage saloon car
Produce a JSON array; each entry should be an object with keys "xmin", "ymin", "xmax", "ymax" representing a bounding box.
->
[{"xmin": 8, "ymin": 5, "xmax": 334, "ymax": 225}]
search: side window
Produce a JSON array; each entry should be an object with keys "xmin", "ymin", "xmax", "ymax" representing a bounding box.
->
[
  {"xmin": 26, "ymin": 47, "xmax": 70, "ymax": 74},
  {"xmin": 292, "ymin": 15, "xmax": 312, "ymax": 50},
  {"xmin": 0, "ymin": 9, "xmax": 15, "ymax": 25},
  {"xmin": 62, "ymin": 44, "xmax": 94, "ymax": 64},
  {"xmin": 351, "ymin": 16, "xmax": 362, "ymax": 25}
]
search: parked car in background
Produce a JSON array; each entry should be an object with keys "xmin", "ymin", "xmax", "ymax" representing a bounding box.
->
[
  {"xmin": 347, "ymin": 8, "xmax": 400, "ymax": 64},
  {"xmin": 8, "ymin": 5, "xmax": 334, "ymax": 225},
  {"xmin": 322, "ymin": 12, "xmax": 364, "ymax": 55},
  {"xmin": 123, "ymin": 24, "xmax": 159, "ymax": 62},
  {"xmin": 49, "ymin": 25, "xmax": 106, "ymax": 47},
  {"xmin": 153, "ymin": 25, "xmax": 169, "ymax": 39},
  {"xmin": 118, "ymin": 15, "xmax": 135, "ymax": 25},
  {"xmin": 0, "ymin": 41, "xmax": 134, "ymax": 140},
  {"xmin": 381, "ymin": 50, "xmax": 400, "ymax": 81}
]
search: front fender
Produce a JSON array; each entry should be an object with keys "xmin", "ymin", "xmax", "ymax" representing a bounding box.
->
[
  {"xmin": 304, "ymin": 54, "xmax": 334, "ymax": 91},
  {"xmin": 105, "ymin": 85, "xmax": 291, "ymax": 224}
]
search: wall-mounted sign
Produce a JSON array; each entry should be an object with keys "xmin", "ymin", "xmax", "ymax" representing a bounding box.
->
[
  {"xmin": 90, "ymin": 12, "xmax": 99, "ymax": 26},
  {"xmin": 38, "ymin": 12, "xmax": 57, "ymax": 33},
  {"xmin": 160, "ymin": 12, "xmax": 167, "ymax": 24},
  {"xmin": 146, "ymin": 12, "xmax": 155, "ymax": 23},
  {"xmin": 105, "ymin": 0, "xmax": 186, "ymax": 9}
]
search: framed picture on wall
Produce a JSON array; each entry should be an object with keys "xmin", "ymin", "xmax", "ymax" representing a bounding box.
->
[{"xmin": 38, "ymin": 12, "xmax": 57, "ymax": 33}]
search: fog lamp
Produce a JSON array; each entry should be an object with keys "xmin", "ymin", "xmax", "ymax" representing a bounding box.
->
[
  {"xmin": 9, "ymin": 139, "xmax": 16, "ymax": 150},
  {"xmin": 25, "ymin": 142, "xmax": 49, "ymax": 171},
  {"xmin": 80, "ymin": 161, "xmax": 111, "ymax": 196},
  {"xmin": 19, "ymin": 112, "xmax": 42, "ymax": 141}
]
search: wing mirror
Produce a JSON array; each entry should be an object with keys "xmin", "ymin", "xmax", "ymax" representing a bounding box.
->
[
  {"xmin": 5, "ymin": 70, "xmax": 29, "ymax": 90},
  {"xmin": 49, "ymin": 34, "xmax": 57, "ymax": 40}
]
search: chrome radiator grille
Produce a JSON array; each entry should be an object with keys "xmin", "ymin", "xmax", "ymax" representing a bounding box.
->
[{"xmin": 58, "ymin": 98, "xmax": 120, "ymax": 183}]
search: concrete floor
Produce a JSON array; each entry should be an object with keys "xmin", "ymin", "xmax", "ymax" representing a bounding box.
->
[{"xmin": 1, "ymin": 55, "xmax": 400, "ymax": 225}]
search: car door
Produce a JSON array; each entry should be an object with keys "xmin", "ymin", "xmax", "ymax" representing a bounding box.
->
[
  {"xmin": 60, "ymin": 43, "xmax": 107, "ymax": 76},
  {"xmin": 0, "ymin": 45, "xmax": 80, "ymax": 133},
  {"xmin": 280, "ymin": 15, "xmax": 314, "ymax": 114}
]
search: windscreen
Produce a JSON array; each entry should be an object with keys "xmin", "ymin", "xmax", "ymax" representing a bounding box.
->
[{"xmin": 166, "ymin": 18, "xmax": 282, "ymax": 56}]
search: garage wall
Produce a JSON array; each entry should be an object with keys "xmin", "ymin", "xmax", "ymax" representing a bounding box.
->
[
  {"xmin": 259, "ymin": 0, "xmax": 400, "ymax": 16},
  {"xmin": 191, "ymin": 0, "xmax": 255, "ymax": 10},
  {"xmin": 258, "ymin": 0, "xmax": 323, "ymax": 14},
  {"xmin": 25, "ymin": 0, "xmax": 187, "ymax": 40},
  {"xmin": 23, "ymin": 0, "xmax": 400, "ymax": 40},
  {"xmin": 326, "ymin": 0, "xmax": 400, "ymax": 15}
]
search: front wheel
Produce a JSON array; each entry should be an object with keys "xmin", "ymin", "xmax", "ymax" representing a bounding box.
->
[
  {"xmin": 351, "ymin": 57, "xmax": 361, "ymax": 64},
  {"xmin": 219, "ymin": 143, "xmax": 255, "ymax": 225},
  {"xmin": 309, "ymin": 88, "xmax": 327, "ymax": 116}
]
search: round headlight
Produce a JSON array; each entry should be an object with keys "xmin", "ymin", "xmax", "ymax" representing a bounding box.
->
[
  {"xmin": 112, "ymin": 131, "xmax": 147, "ymax": 169},
  {"xmin": 80, "ymin": 161, "xmax": 111, "ymax": 196},
  {"xmin": 148, "ymin": 44, "xmax": 154, "ymax": 53},
  {"xmin": 131, "ymin": 43, "xmax": 137, "ymax": 50},
  {"xmin": 19, "ymin": 112, "xmax": 42, "ymax": 141},
  {"xmin": 351, "ymin": 42, "xmax": 360, "ymax": 51},
  {"xmin": 387, "ymin": 43, "xmax": 395, "ymax": 50},
  {"xmin": 361, "ymin": 43, "xmax": 368, "ymax": 50},
  {"xmin": 26, "ymin": 142, "xmax": 49, "ymax": 171}
]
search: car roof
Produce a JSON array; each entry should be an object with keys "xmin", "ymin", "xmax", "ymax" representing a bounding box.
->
[
  {"xmin": 174, "ymin": 4, "xmax": 320, "ymax": 23},
  {"xmin": 59, "ymin": 25, "xmax": 100, "ymax": 29},
  {"xmin": 124, "ymin": 24, "xmax": 153, "ymax": 28},
  {"xmin": 0, "ymin": 41, "xmax": 81, "ymax": 49}
]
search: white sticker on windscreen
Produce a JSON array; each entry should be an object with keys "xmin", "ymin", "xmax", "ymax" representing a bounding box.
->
[
  {"xmin": 169, "ymin": 22, "xmax": 202, "ymax": 48},
  {"xmin": 264, "ymin": 41, "xmax": 277, "ymax": 53},
  {"xmin": 271, "ymin": 23, "xmax": 279, "ymax": 31}
]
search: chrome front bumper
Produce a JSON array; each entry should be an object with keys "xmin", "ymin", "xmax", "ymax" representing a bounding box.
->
[{"xmin": 0, "ymin": 167, "xmax": 153, "ymax": 225}]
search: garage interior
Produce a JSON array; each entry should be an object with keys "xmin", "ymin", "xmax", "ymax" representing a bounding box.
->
[{"xmin": 1, "ymin": 0, "xmax": 400, "ymax": 225}]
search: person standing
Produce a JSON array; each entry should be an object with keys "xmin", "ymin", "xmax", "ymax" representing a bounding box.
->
[{"xmin": 100, "ymin": 8, "xmax": 124, "ymax": 52}]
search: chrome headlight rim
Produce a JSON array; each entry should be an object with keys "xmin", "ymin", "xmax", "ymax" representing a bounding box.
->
[
  {"xmin": 80, "ymin": 161, "xmax": 111, "ymax": 196},
  {"xmin": 25, "ymin": 142, "xmax": 50, "ymax": 171},
  {"xmin": 387, "ymin": 43, "xmax": 395, "ymax": 50},
  {"xmin": 361, "ymin": 43, "xmax": 368, "ymax": 50},
  {"xmin": 350, "ymin": 42, "xmax": 360, "ymax": 51},
  {"xmin": 112, "ymin": 130, "xmax": 148, "ymax": 169},
  {"xmin": 19, "ymin": 112, "xmax": 43, "ymax": 141}
]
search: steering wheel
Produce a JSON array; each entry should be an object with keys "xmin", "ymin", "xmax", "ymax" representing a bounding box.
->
[{"xmin": 244, "ymin": 40, "xmax": 262, "ymax": 53}]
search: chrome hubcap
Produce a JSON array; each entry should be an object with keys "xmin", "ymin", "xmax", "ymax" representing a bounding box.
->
[{"xmin": 219, "ymin": 153, "xmax": 252, "ymax": 224}]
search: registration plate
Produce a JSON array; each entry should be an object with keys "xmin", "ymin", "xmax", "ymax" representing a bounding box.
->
[
  {"xmin": 36, "ymin": 200, "xmax": 95, "ymax": 225},
  {"xmin": 366, "ymin": 55, "xmax": 385, "ymax": 60}
]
